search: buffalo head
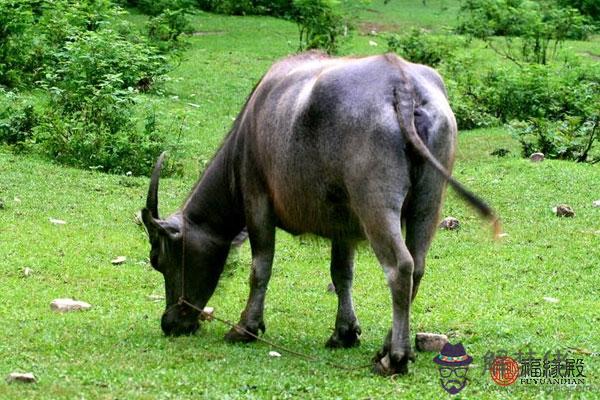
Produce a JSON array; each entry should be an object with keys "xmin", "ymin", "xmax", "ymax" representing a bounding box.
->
[{"xmin": 141, "ymin": 153, "xmax": 229, "ymax": 336}]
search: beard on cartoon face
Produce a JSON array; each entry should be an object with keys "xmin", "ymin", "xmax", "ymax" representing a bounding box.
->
[
  {"xmin": 439, "ymin": 366, "xmax": 469, "ymax": 395},
  {"xmin": 440, "ymin": 377, "xmax": 467, "ymax": 395}
]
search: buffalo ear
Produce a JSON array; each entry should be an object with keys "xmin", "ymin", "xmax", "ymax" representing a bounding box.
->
[{"xmin": 141, "ymin": 208, "xmax": 182, "ymax": 241}]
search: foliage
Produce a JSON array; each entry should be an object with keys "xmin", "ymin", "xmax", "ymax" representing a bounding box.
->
[
  {"xmin": 0, "ymin": 90, "xmax": 39, "ymax": 150},
  {"xmin": 35, "ymin": 29, "xmax": 173, "ymax": 175},
  {"xmin": 293, "ymin": 0, "xmax": 351, "ymax": 54},
  {"xmin": 510, "ymin": 116, "xmax": 599, "ymax": 162},
  {"xmin": 441, "ymin": 58, "xmax": 600, "ymax": 130},
  {"xmin": 558, "ymin": 0, "xmax": 600, "ymax": 22},
  {"xmin": 387, "ymin": 29, "xmax": 462, "ymax": 67},
  {"xmin": 147, "ymin": 8, "xmax": 194, "ymax": 50},
  {"xmin": 196, "ymin": 0, "xmax": 295, "ymax": 16},
  {"xmin": 457, "ymin": 0, "xmax": 593, "ymax": 64}
]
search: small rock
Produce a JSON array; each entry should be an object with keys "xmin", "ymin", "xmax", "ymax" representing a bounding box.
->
[
  {"xmin": 498, "ymin": 232, "xmax": 509, "ymax": 238},
  {"xmin": 592, "ymin": 200, "xmax": 600, "ymax": 208},
  {"xmin": 125, "ymin": 171, "xmax": 132, "ymax": 177},
  {"xmin": 111, "ymin": 256, "xmax": 127, "ymax": 265},
  {"xmin": 553, "ymin": 204, "xmax": 575, "ymax": 217},
  {"xmin": 134, "ymin": 210, "xmax": 143, "ymax": 226},
  {"xmin": 23, "ymin": 267, "xmax": 33, "ymax": 277},
  {"xmin": 368, "ymin": 40, "xmax": 378, "ymax": 47},
  {"xmin": 268, "ymin": 351, "xmax": 282, "ymax": 357},
  {"xmin": 200, "ymin": 306, "xmax": 214, "ymax": 321},
  {"xmin": 50, "ymin": 298, "xmax": 92, "ymax": 312},
  {"xmin": 543, "ymin": 296, "xmax": 559, "ymax": 304},
  {"xmin": 147, "ymin": 294, "xmax": 164, "ymax": 302},
  {"xmin": 415, "ymin": 332, "xmax": 449, "ymax": 352},
  {"xmin": 49, "ymin": 218, "xmax": 66, "ymax": 225},
  {"xmin": 439, "ymin": 216, "xmax": 460, "ymax": 230},
  {"xmin": 327, "ymin": 282, "xmax": 336, "ymax": 293},
  {"xmin": 6, "ymin": 372, "xmax": 36, "ymax": 384},
  {"xmin": 369, "ymin": 30, "xmax": 377, "ymax": 36},
  {"xmin": 530, "ymin": 152, "xmax": 544, "ymax": 162}
]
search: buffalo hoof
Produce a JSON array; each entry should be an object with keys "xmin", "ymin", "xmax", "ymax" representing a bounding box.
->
[
  {"xmin": 325, "ymin": 323, "xmax": 362, "ymax": 348},
  {"xmin": 224, "ymin": 321, "xmax": 265, "ymax": 343},
  {"xmin": 372, "ymin": 349, "xmax": 415, "ymax": 376}
]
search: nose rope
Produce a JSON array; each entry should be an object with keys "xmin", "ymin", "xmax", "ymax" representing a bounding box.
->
[{"xmin": 171, "ymin": 216, "xmax": 370, "ymax": 372}]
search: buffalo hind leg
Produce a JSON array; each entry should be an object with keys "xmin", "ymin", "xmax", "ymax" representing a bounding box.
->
[
  {"xmin": 326, "ymin": 240, "xmax": 361, "ymax": 348},
  {"xmin": 225, "ymin": 198, "xmax": 275, "ymax": 343},
  {"xmin": 365, "ymin": 209, "xmax": 415, "ymax": 375}
]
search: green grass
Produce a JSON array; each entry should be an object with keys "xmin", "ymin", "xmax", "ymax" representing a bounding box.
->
[{"xmin": 1, "ymin": 5, "xmax": 599, "ymax": 400}]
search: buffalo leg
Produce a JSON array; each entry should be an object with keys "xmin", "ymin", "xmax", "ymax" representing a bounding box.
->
[
  {"xmin": 364, "ymin": 208, "xmax": 415, "ymax": 376},
  {"xmin": 225, "ymin": 199, "xmax": 275, "ymax": 343},
  {"xmin": 325, "ymin": 240, "xmax": 361, "ymax": 348}
]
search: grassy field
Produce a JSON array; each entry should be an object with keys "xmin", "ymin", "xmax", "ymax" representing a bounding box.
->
[{"xmin": 1, "ymin": 2, "xmax": 599, "ymax": 399}]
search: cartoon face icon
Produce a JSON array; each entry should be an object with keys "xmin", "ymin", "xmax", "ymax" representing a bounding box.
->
[{"xmin": 433, "ymin": 343, "xmax": 473, "ymax": 395}]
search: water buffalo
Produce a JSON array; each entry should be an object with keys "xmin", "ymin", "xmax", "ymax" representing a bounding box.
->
[{"xmin": 141, "ymin": 52, "xmax": 499, "ymax": 376}]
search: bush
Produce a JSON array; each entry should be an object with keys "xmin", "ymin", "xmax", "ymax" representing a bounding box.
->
[
  {"xmin": 147, "ymin": 8, "xmax": 193, "ymax": 50},
  {"xmin": 196, "ymin": 0, "xmax": 295, "ymax": 16},
  {"xmin": 387, "ymin": 29, "xmax": 462, "ymax": 67},
  {"xmin": 440, "ymin": 59, "xmax": 600, "ymax": 130},
  {"xmin": 457, "ymin": 0, "xmax": 593, "ymax": 64},
  {"xmin": 0, "ymin": 91, "xmax": 39, "ymax": 150},
  {"xmin": 293, "ymin": 0, "xmax": 351, "ymax": 54},
  {"xmin": 510, "ymin": 116, "xmax": 599, "ymax": 162}
]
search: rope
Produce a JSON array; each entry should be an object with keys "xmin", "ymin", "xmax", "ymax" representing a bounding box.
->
[
  {"xmin": 178, "ymin": 297, "xmax": 372, "ymax": 372},
  {"xmin": 175, "ymin": 214, "xmax": 370, "ymax": 372}
]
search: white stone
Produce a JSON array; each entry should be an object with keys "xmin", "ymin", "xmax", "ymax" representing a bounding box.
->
[
  {"xmin": 439, "ymin": 216, "xmax": 460, "ymax": 230},
  {"xmin": 111, "ymin": 256, "xmax": 127, "ymax": 265},
  {"xmin": 268, "ymin": 351, "xmax": 282, "ymax": 357},
  {"xmin": 23, "ymin": 267, "xmax": 33, "ymax": 277},
  {"xmin": 368, "ymin": 40, "xmax": 378, "ymax": 47},
  {"xmin": 530, "ymin": 152, "xmax": 544, "ymax": 162},
  {"xmin": 6, "ymin": 372, "xmax": 36, "ymax": 383},
  {"xmin": 49, "ymin": 218, "xmax": 66, "ymax": 225},
  {"xmin": 592, "ymin": 200, "xmax": 600, "ymax": 208},
  {"xmin": 543, "ymin": 296, "xmax": 559, "ymax": 304},
  {"xmin": 200, "ymin": 306, "xmax": 214, "ymax": 321},
  {"xmin": 50, "ymin": 298, "xmax": 92, "ymax": 312},
  {"xmin": 415, "ymin": 332, "xmax": 449, "ymax": 352}
]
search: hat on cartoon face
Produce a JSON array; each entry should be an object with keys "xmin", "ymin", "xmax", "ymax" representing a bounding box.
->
[{"xmin": 433, "ymin": 343, "xmax": 473, "ymax": 367}]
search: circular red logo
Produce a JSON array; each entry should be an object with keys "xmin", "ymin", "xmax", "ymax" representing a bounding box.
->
[{"xmin": 490, "ymin": 356, "xmax": 520, "ymax": 386}]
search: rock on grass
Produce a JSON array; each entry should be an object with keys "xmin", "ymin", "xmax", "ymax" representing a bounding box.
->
[
  {"xmin": 50, "ymin": 298, "xmax": 92, "ymax": 312},
  {"xmin": 439, "ymin": 217, "xmax": 460, "ymax": 230},
  {"xmin": 6, "ymin": 372, "xmax": 36, "ymax": 384},
  {"xmin": 415, "ymin": 333, "xmax": 449, "ymax": 352},
  {"xmin": 553, "ymin": 204, "xmax": 575, "ymax": 217}
]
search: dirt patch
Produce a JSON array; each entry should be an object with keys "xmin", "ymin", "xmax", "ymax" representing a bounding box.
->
[
  {"xmin": 581, "ymin": 51, "xmax": 600, "ymax": 61},
  {"xmin": 358, "ymin": 22, "xmax": 403, "ymax": 35},
  {"xmin": 192, "ymin": 31, "xmax": 225, "ymax": 36}
]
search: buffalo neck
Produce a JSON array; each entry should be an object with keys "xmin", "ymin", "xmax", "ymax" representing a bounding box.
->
[{"xmin": 181, "ymin": 138, "xmax": 245, "ymax": 242}]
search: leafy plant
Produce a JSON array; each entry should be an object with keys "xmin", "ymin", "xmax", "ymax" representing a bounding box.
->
[
  {"xmin": 387, "ymin": 29, "xmax": 462, "ymax": 67},
  {"xmin": 0, "ymin": 90, "xmax": 39, "ymax": 150},
  {"xmin": 147, "ymin": 8, "xmax": 194, "ymax": 51},
  {"xmin": 457, "ymin": 0, "xmax": 593, "ymax": 65},
  {"xmin": 293, "ymin": 0, "xmax": 351, "ymax": 54},
  {"xmin": 510, "ymin": 116, "xmax": 599, "ymax": 163}
]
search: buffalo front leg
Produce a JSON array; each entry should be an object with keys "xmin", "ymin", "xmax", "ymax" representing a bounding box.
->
[
  {"xmin": 225, "ymin": 199, "xmax": 275, "ymax": 343},
  {"xmin": 366, "ymin": 209, "xmax": 415, "ymax": 375},
  {"xmin": 325, "ymin": 240, "xmax": 361, "ymax": 348}
]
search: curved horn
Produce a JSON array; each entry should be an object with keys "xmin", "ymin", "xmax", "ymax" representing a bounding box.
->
[{"xmin": 146, "ymin": 151, "xmax": 167, "ymax": 219}]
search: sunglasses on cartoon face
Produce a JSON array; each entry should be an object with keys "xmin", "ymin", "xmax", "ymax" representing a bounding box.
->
[{"xmin": 439, "ymin": 367, "xmax": 468, "ymax": 378}]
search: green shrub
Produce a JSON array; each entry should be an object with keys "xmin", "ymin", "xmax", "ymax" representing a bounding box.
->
[
  {"xmin": 510, "ymin": 116, "xmax": 599, "ymax": 162},
  {"xmin": 0, "ymin": 91, "xmax": 39, "ymax": 150},
  {"xmin": 196, "ymin": 0, "xmax": 295, "ymax": 16},
  {"xmin": 147, "ymin": 8, "xmax": 193, "ymax": 50},
  {"xmin": 293, "ymin": 0, "xmax": 351, "ymax": 54},
  {"xmin": 387, "ymin": 29, "xmax": 462, "ymax": 67},
  {"xmin": 457, "ymin": 0, "xmax": 593, "ymax": 64},
  {"xmin": 440, "ymin": 59, "xmax": 600, "ymax": 130}
]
